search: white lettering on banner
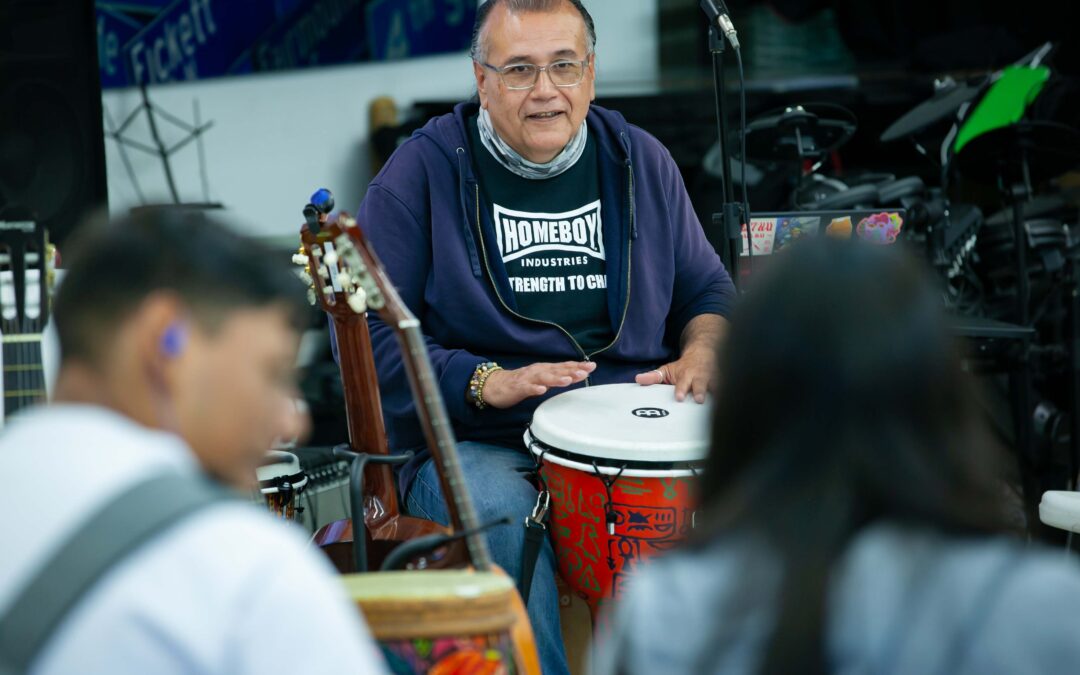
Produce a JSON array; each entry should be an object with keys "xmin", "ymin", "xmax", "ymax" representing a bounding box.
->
[
  {"xmin": 97, "ymin": 16, "xmax": 121, "ymax": 76},
  {"xmin": 256, "ymin": 0, "xmax": 366, "ymax": 70},
  {"xmin": 493, "ymin": 201, "xmax": 604, "ymax": 263},
  {"xmin": 129, "ymin": 0, "xmax": 217, "ymax": 85}
]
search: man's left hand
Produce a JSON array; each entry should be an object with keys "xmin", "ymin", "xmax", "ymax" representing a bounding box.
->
[
  {"xmin": 634, "ymin": 314, "xmax": 728, "ymax": 403},
  {"xmin": 634, "ymin": 346, "xmax": 716, "ymax": 403}
]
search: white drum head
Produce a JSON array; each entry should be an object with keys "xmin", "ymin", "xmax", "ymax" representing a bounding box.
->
[{"xmin": 527, "ymin": 383, "xmax": 711, "ymax": 464}]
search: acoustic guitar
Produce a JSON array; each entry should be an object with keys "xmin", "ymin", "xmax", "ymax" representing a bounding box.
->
[
  {"xmin": 296, "ymin": 199, "xmax": 540, "ymax": 673},
  {"xmin": 297, "ymin": 205, "xmax": 453, "ymax": 573}
]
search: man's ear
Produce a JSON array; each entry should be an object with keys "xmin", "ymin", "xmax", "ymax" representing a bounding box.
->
[
  {"xmin": 588, "ymin": 52, "xmax": 598, "ymax": 102},
  {"xmin": 133, "ymin": 292, "xmax": 190, "ymax": 385},
  {"xmin": 473, "ymin": 60, "xmax": 490, "ymax": 109}
]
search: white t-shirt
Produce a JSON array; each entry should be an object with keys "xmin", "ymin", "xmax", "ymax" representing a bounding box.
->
[{"xmin": 0, "ymin": 404, "xmax": 388, "ymax": 674}]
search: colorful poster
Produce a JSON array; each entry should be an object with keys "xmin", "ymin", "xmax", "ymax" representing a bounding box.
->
[{"xmin": 740, "ymin": 217, "xmax": 777, "ymax": 257}]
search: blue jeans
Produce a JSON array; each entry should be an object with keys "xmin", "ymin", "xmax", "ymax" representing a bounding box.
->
[{"xmin": 405, "ymin": 441, "xmax": 570, "ymax": 675}]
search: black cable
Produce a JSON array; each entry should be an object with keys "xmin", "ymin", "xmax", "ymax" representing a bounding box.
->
[
  {"xmin": 734, "ymin": 46, "xmax": 752, "ymax": 276},
  {"xmin": 379, "ymin": 517, "xmax": 511, "ymax": 572}
]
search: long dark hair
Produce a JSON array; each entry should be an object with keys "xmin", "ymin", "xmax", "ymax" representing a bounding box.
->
[{"xmin": 697, "ymin": 238, "xmax": 1011, "ymax": 673}]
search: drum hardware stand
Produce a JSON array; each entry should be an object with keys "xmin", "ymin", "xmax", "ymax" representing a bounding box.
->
[
  {"xmin": 103, "ymin": 84, "xmax": 215, "ymax": 206},
  {"xmin": 998, "ymin": 153, "xmax": 1041, "ymax": 535},
  {"xmin": 1064, "ymin": 242, "xmax": 1080, "ymax": 548},
  {"xmin": 332, "ymin": 444, "xmax": 414, "ymax": 573},
  {"xmin": 701, "ymin": 1, "xmax": 748, "ymax": 288}
]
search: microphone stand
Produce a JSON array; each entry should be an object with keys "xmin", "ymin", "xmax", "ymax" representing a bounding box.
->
[{"xmin": 705, "ymin": 11, "xmax": 745, "ymax": 288}]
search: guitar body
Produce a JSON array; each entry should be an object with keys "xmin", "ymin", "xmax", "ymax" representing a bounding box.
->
[
  {"xmin": 298, "ymin": 222, "xmax": 460, "ymax": 572},
  {"xmin": 312, "ymin": 517, "xmax": 469, "ymax": 575}
]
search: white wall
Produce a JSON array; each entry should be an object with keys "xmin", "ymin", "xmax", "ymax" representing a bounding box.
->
[{"xmin": 102, "ymin": 1, "xmax": 659, "ymax": 239}]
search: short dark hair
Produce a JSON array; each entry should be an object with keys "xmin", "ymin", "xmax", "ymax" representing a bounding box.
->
[
  {"xmin": 54, "ymin": 209, "xmax": 308, "ymax": 365},
  {"xmin": 697, "ymin": 237, "xmax": 1009, "ymax": 672},
  {"xmin": 470, "ymin": 0, "xmax": 596, "ymax": 62}
]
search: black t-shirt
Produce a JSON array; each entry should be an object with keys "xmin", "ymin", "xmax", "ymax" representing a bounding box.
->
[{"xmin": 468, "ymin": 115, "xmax": 613, "ymax": 352}]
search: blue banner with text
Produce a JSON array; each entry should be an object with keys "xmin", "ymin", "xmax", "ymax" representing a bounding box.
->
[{"xmin": 95, "ymin": 0, "xmax": 476, "ymax": 89}]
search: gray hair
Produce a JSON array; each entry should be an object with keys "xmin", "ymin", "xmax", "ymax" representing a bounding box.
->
[{"xmin": 469, "ymin": 0, "xmax": 597, "ymax": 63}]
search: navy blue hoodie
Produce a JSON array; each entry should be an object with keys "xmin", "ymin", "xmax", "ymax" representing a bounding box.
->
[{"xmin": 356, "ymin": 101, "xmax": 735, "ymax": 492}]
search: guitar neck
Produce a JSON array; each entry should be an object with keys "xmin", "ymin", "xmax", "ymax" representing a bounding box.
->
[
  {"xmin": 329, "ymin": 313, "xmax": 403, "ymax": 519},
  {"xmin": 331, "ymin": 314, "xmax": 387, "ymax": 455},
  {"xmin": 398, "ymin": 325, "xmax": 493, "ymax": 571},
  {"xmin": 2, "ymin": 333, "xmax": 45, "ymax": 420}
]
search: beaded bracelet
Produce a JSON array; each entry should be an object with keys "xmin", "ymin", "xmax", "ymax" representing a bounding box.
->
[{"xmin": 468, "ymin": 361, "xmax": 503, "ymax": 409}]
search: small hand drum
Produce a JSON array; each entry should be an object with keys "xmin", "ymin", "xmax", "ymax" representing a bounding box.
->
[
  {"xmin": 525, "ymin": 383, "xmax": 711, "ymax": 619},
  {"xmin": 344, "ymin": 570, "xmax": 536, "ymax": 674}
]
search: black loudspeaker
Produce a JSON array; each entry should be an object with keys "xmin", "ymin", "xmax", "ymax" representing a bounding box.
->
[{"xmin": 0, "ymin": 0, "xmax": 107, "ymax": 246}]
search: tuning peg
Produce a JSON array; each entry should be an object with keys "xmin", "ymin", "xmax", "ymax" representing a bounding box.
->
[
  {"xmin": 317, "ymin": 265, "xmax": 330, "ymax": 280},
  {"xmin": 306, "ymin": 289, "xmax": 317, "ymax": 306},
  {"xmin": 347, "ymin": 289, "xmax": 368, "ymax": 314},
  {"xmin": 323, "ymin": 250, "xmax": 339, "ymax": 266},
  {"xmin": 337, "ymin": 271, "xmax": 353, "ymax": 289},
  {"xmin": 367, "ymin": 289, "xmax": 386, "ymax": 310},
  {"xmin": 291, "ymin": 253, "xmax": 308, "ymax": 266},
  {"xmin": 303, "ymin": 204, "xmax": 321, "ymax": 233},
  {"xmin": 322, "ymin": 286, "xmax": 334, "ymax": 297}
]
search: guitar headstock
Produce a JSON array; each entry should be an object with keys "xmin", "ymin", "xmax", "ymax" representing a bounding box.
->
[
  {"xmin": 0, "ymin": 215, "xmax": 54, "ymax": 337},
  {"xmin": 294, "ymin": 189, "xmax": 397, "ymax": 323}
]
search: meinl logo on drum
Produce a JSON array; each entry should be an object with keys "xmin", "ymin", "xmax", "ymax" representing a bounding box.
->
[{"xmin": 632, "ymin": 408, "xmax": 670, "ymax": 418}]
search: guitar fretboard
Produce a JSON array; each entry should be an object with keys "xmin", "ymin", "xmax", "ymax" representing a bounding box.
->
[
  {"xmin": 401, "ymin": 325, "xmax": 493, "ymax": 571},
  {"xmin": 2, "ymin": 334, "xmax": 45, "ymax": 419}
]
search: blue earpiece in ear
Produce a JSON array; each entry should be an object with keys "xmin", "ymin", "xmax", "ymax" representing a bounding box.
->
[{"xmin": 160, "ymin": 323, "xmax": 187, "ymax": 357}]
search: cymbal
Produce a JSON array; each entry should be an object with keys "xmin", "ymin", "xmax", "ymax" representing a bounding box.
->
[
  {"xmin": 880, "ymin": 80, "xmax": 986, "ymax": 143},
  {"xmin": 743, "ymin": 103, "xmax": 856, "ymax": 162},
  {"xmin": 954, "ymin": 121, "xmax": 1080, "ymax": 185}
]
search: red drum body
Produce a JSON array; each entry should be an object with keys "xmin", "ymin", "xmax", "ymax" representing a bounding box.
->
[{"xmin": 525, "ymin": 384, "xmax": 710, "ymax": 619}]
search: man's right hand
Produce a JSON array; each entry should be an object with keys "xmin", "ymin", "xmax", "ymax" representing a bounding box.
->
[{"xmin": 481, "ymin": 361, "xmax": 596, "ymax": 409}]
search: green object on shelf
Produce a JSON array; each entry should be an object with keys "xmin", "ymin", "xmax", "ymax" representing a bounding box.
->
[{"xmin": 954, "ymin": 66, "xmax": 1051, "ymax": 154}]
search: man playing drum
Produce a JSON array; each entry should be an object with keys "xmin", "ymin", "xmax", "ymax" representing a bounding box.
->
[{"xmin": 358, "ymin": 1, "xmax": 735, "ymax": 671}]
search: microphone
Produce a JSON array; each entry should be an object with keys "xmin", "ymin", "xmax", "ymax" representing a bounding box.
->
[{"xmin": 699, "ymin": 0, "xmax": 740, "ymax": 50}]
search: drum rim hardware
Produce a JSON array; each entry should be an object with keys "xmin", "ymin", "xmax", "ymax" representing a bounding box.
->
[
  {"xmin": 591, "ymin": 460, "xmax": 628, "ymax": 536},
  {"xmin": 526, "ymin": 431, "xmax": 704, "ymax": 478}
]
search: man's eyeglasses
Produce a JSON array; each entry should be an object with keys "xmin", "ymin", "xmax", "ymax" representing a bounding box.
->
[{"xmin": 479, "ymin": 55, "xmax": 592, "ymax": 90}]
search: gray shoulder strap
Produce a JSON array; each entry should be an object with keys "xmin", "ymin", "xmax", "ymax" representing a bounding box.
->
[{"xmin": 0, "ymin": 472, "xmax": 236, "ymax": 675}]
